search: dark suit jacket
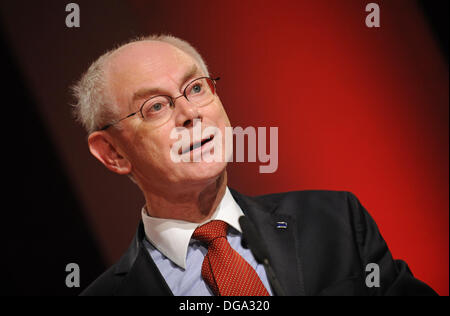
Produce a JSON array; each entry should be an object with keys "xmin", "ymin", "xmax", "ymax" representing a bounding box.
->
[{"xmin": 81, "ymin": 189, "xmax": 437, "ymax": 296}]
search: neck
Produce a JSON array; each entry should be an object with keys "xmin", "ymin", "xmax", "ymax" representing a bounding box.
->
[{"xmin": 143, "ymin": 171, "xmax": 228, "ymax": 223}]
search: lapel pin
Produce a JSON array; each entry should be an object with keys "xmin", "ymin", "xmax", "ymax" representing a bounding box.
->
[{"xmin": 276, "ymin": 221, "xmax": 288, "ymax": 229}]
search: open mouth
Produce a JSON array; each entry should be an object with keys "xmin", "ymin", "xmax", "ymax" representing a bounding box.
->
[{"xmin": 180, "ymin": 135, "xmax": 214, "ymax": 155}]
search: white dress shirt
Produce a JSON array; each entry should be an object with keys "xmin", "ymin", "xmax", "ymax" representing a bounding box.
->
[{"xmin": 141, "ymin": 187, "xmax": 273, "ymax": 296}]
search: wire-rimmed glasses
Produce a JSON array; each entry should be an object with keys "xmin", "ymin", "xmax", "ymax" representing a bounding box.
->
[{"xmin": 99, "ymin": 76, "xmax": 220, "ymax": 131}]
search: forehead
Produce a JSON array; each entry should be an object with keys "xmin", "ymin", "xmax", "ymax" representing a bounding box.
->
[
  {"xmin": 106, "ymin": 41, "xmax": 200, "ymax": 104},
  {"xmin": 109, "ymin": 40, "xmax": 195, "ymax": 74}
]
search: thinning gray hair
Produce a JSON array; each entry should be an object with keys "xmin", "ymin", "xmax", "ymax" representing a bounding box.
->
[{"xmin": 71, "ymin": 34, "xmax": 209, "ymax": 134}]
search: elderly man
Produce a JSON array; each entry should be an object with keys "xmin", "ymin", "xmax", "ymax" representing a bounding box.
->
[{"xmin": 72, "ymin": 35, "xmax": 436, "ymax": 296}]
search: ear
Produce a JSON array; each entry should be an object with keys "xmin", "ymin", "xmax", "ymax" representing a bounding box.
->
[{"xmin": 88, "ymin": 131, "xmax": 132, "ymax": 175}]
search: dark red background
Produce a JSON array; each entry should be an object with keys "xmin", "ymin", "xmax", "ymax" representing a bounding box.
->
[
  {"xmin": 129, "ymin": 0, "xmax": 448, "ymax": 295},
  {"xmin": 1, "ymin": 0, "xmax": 447, "ymax": 295}
]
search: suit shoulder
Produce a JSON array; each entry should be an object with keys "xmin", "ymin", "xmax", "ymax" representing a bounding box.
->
[
  {"xmin": 80, "ymin": 264, "xmax": 123, "ymax": 296},
  {"xmin": 253, "ymin": 190, "xmax": 365, "ymax": 225},
  {"xmin": 255, "ymin": 190, "xmax": 358, "ymax": 210}
]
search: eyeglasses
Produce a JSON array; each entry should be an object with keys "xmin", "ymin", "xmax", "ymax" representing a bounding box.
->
[{"xmin": 99, "ymin": 76, "xmax": 220, "ymax": 131}]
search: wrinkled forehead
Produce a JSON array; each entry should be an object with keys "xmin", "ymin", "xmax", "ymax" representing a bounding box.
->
[{"xmin": 105, "ymin": 41, "xmax": 201, "ymax": 106}]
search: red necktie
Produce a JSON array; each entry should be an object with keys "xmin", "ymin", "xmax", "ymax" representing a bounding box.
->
[{"xmin": 192, "ymin": 220, "xmax": 270, "ymax": 296}]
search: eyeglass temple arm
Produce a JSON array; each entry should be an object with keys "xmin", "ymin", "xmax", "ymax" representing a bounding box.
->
[{"xmin": 100, "ymin": 112, "xmax": 138, "ymax": 131}]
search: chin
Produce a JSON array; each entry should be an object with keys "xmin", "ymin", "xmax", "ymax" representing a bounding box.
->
[{"xmin": 181, "ymin": 160, "xmax": 227, "ymax": 183}]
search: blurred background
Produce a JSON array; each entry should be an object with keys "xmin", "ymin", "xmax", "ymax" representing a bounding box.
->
[{"xmin": 1, "ymin": 0, "xmax": 448, "ymax": 295}]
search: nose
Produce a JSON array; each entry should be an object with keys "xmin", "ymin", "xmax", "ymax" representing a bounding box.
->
[{"xmin": 173, "ymin": 96, "xmax": 202, "ymax": 128}]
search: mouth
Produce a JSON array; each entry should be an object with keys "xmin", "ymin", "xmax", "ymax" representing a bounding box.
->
[{"xmin": 179, "ymin": 135, "xmax": 214, "ymax": 155}]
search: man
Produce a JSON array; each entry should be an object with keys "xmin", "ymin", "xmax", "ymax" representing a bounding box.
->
[{"xmin": 72, "ymin": 34, "xmax": 437, "ymax": 296}]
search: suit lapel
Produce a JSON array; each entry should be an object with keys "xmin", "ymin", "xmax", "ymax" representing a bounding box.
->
[
  {"xmin": 113, "ymin": 222, "xmax": 173, "ymax": 296},
  {"xmin": 230, "ymin": 189, "xmax": 306, "ymax": 296},
  {"xmin": 110, "ymin": 189, "xmax": 305, "ymax": 296}
]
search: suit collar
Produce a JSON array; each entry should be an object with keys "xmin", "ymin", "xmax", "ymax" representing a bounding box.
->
[
  {"xmin": 230, "ymin": 188, "xmax": 306, "ymax": 296},
  {"xmin": 140, "ymin": 187, "xmax": 244, "ymax": 269},
  {"xmin": 114, "ymin": 221, "xmax": 145, "ymax": 275},
  {"xmin": 113, "ymin": 222, "xmax": 173, "ymax": 296}
]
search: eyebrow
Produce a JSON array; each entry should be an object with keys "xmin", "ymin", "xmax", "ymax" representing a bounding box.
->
[{"xmin": 131, "ymin": 64, "xmax": 200, "ymax": 104}]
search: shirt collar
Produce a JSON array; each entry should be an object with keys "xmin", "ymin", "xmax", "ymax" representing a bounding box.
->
[{"xmin": 141, "ymin": 187, "xmax": 244, "ymax": 269}]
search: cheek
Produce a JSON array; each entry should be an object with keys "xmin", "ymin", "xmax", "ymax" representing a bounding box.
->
[
  {"xmin": 129, "ymin": 128, "xmax": 171, "ymax": 166},
  {"xmin": 206, "ymin": 101, "xmax": 231, "ymax": 128}
]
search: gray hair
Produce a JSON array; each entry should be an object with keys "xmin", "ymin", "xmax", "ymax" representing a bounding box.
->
[{"xmin": 71, "ymin": 34, "xmax": 210, "ymax": 134}]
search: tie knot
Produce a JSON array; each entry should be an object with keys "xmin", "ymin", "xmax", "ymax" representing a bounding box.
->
[{"xmin": 192, "ymin": 220, "xmax": 228, "ymax": 245}]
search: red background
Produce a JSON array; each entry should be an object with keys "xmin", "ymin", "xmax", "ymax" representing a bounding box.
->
[
  {"xmin": 128, "ymin": 0, "xmax": 448, "ymax": 294},
  {"xmin": 0, "ymin": 0, "xmax": 447, "ymax": 295}
]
